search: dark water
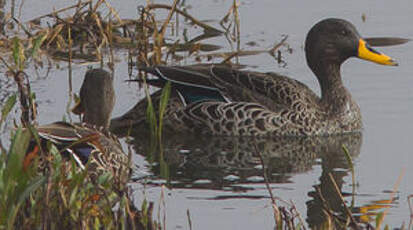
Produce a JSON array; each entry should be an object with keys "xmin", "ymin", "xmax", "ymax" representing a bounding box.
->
[{"xmin": 3, "ymin": 0, "xmax": 413, "ymax": 229}]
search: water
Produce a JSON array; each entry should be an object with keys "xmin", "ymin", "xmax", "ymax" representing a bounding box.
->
[{"xmin": 3, "ymin": 0, "xmax": 413, "ymax": 228}]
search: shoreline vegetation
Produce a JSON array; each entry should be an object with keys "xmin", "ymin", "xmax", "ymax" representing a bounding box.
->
[{"xmin": 0, "ymin": 0, "xmax": 410, "ymax": 229}]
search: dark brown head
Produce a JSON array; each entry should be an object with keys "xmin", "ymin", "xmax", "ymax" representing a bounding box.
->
[
  {"xmin": 305, "ymin": 18, "xmax": 397, "ymax": 77},
  {"xmin": 72, "ymin": 69, "xmax": 115, "ymax": 129}
]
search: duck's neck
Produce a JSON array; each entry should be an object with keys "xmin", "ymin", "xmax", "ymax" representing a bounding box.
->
[
  {"xmin": 318, "ymin": 64, "xmax": 344, "ymax": 97},
  {"xmin": 82, "ymin": 97, "xmax": 114, "ymax": 131},
  {"xmin": 314, "ymin": 62, "xmax": 354, "ymax": 114}
]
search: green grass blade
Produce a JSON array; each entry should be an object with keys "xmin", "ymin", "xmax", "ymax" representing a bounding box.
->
[
  {"xmin": 31, "ymin": 33, "xmax": 47, "ymax": 58},
  {"xmin": 158, "ymin": 81, "xmax": 171, "ymax": 141},
  {"xmin": 0, "ymin": 94, "xmax": 17, "ymax": 126},
  {"xmin": 146, "ymin": 98, "xmax": 158, "ymax": 138},
  {"xmin": 376, "ymin": 211, "xmax": 384, "ymax": 228},
  {"xmin": 17, "ymin": 175, "xmax": 46, "ymax": 204},
  {"xmin": 7, "ymin": 127, "xmax": 31, "ymax": 176},
  {"xmin": 143, "ymin": 77, "xmax": 158, "ymax": 139},
  {"xmin": 12, "ymin": 37, "xmax": 20, "ymax": 68},
  {"xmin": 7, "ymin": 204, "xmax": 21, "ymax": 229},
  {"xmin": 12, "ymin": 37, "xmax": 25, "ymax": 71}
]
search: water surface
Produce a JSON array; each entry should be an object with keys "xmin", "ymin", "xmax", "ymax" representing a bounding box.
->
[{"xmin": 3, "ymin": 0, "xmax": 413, "ymax": 228}]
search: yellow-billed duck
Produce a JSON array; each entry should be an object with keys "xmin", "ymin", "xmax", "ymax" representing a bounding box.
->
[{"xmin": 111, "ymin": 18, "xmax": 403, "ymax": 136}]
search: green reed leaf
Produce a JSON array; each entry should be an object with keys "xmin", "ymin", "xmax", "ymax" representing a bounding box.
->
[
  {"xmin": 31, "ymin": 32, "xmax": 47, "ymax": 58},
  {"xmin": 0, "ymin": 94, "xmax": 17, "ymax": 126},
  {"xmin": 158, "ymin": 81, "xmax": 171, "ymax": 141}
]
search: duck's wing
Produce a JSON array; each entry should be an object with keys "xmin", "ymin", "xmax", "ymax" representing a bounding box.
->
[
  {"xmin": 26, "ymin": 121, "xmax": 129, "ymax": 187},
  {"xmin": 32, "ymin": 122, "xmax": 125, "ymax": 170},
  {"xmin": 140, "ymin": 64, "xmax": 320, "ymax": 111},
  {"xmin": 208, "ymin": 66, "xmax": 320, "ymax": 111},
  {"xmin": 140, "ymin": 64, "xmax": 228, "ymax": 105},
  {"xmin": 36, "ymin": 121, "xmax": 82, "ymax": 141},
  {"xmin": 141, "ymin": 64, "xmax": 217, "ymax": 89},
  {"xmin": 26, "ymin": 122, "xmax": 94, "ymax": 169}
]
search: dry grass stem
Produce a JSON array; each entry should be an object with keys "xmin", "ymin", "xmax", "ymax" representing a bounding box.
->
[
  {"xmin": 328, "ymin": 173, "xmax": 360, "ymax": 230},
  {"xmin": 252, "ymin": 140, "xmax": 281, "ymax": 226},
  {"xmin": 377, "ymin": 168, "xmax": 405, "ymax": 229},
  {"xmin": 146, "ymin": 4, "xmax": 223, "ymax": 34}
]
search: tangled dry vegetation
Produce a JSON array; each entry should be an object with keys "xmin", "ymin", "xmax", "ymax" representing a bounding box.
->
[
  {"xmin": 0, "ymin": 0, "xmax": 224, "ymax": 66},
  {"xmin": 0, "ymin": 0, "xmax": 289, "ymax": 70}
]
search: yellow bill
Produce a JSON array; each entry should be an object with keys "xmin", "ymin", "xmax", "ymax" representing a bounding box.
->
[{"xmin": 358, "ymin": 39, "xmax": 398, "ymax": 66}]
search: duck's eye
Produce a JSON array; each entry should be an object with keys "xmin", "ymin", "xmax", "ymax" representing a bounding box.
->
[{"xmin": 341, "ymin": 30, "xmax": 348, "ymax": 36}]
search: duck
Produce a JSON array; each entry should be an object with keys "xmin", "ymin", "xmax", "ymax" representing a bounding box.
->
[
  {"xmin": 110, "ymin": 18, "xmax": 402, "ymax": 136},
  {"xmin": 25, "ymin": 68, "xmax": 130, "ymax": 186}
]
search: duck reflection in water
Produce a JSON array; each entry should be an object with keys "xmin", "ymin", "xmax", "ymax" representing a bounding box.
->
[{"xmin": 124, "ymin": 130, "xmax": 362, "ymax": 227}]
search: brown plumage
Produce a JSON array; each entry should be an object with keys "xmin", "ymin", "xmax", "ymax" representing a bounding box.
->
[
  {"xmin": 111, "ymin": 18, "xmax": 401, "ymax": 136},
  {"xmin": 27, "ymin": 69, "xmax": 130, "ymax": 188}
]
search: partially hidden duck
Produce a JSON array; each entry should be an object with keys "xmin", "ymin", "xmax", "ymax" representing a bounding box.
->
[{"xmin": 25, "ymin": 69, "xmax": 130, "ymax": 186}]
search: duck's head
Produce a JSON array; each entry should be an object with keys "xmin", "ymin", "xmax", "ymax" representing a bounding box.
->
[
  {"xmin": 305, "ymin": 18, "xmax": 398, "ymax": 75},
  {"xmin": 72, "ymin": 68, "xmax": 115, "ymax": 130}
]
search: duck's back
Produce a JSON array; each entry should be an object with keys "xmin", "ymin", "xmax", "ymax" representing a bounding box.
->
[
  {"xmin": 121, "ymin": 65, "xmax": 347, "ymax": 136},
  {"xmin": 208, "ymin": 66, "xmax": 321, "ymax": 112},
  {"xmin": 29, "ymin": 121, "xmax": 129, "ymax": 182}
]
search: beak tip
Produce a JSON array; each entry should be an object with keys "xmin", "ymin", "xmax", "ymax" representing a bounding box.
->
[{"xmin": 390, "ymin": 59, "xmax": 399, "ymax": 66}]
